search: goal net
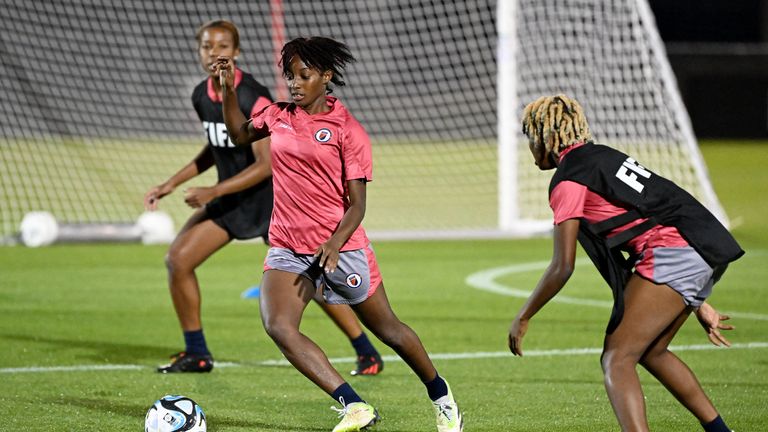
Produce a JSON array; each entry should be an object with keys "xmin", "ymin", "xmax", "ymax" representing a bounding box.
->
[
  {"xmin": 499, "ymin": 0, "xmax": 727, "ymax": 229},
  {"xmin": 0, "ymin": 0, "xmax": 726, "ymax": 244}
]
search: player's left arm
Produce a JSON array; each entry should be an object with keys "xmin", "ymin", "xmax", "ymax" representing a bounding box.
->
[
  {"xmin": 315, "ymin": 120, "xmax": 372, "ymax": 273},
  {"xmin": 314, "ymin": 178, "xmax": 367, "ymax": 273},
  {"xmin": 184, "ymin": 137, "xmax": 272, "ymax": 208},
  {"xmin": 509, "ymin": 218, "xmax": 579, "ymax": 356}
]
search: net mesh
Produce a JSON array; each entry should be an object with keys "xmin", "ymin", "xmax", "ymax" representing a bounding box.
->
[
  {"xmin": 0, "ymin": 0, "xmax": 499, "ymax": 241},
  {"xmin": 512, "ymin": 0, "xmax": 724, "ymax": 222},
  {"xmin": 0, "ymin": 0, "xmax": 724, "ymax": 242}
]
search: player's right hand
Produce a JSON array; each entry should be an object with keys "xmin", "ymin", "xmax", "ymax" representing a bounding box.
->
[
  {"xmin": 508, "ymin": 317, "xmax": 529, "ymax": 356},
  {"xmin": 143, "ymin": 184, "xmax": 173, "ymax": 211},
  {"xmin": 211, "ymin": 56, "xmax": 235, "ymax": 90}
]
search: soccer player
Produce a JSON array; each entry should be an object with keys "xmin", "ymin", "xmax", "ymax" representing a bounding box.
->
[
  {"xmin": 213, "ymin": 37, "xmax": 463, "ymax": 432},
  {"xmin": 508, "ymin": 94, "xmax": 743, "ymax": 432},
  {"xmin": 144, "ymin": 20, "xmax": 383, "ymax": 376}
]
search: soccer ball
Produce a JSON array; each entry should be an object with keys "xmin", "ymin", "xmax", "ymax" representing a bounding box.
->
[
  {"xmin": 19, "ymin": 211, "xmax": 59, "ymax": 247},
  {"xmin": 136, "ymin": 210, "xmax": 175, "ymax": 245},
  {"xmin": 145, "ymin": 395, "xmax": 206, "ymax": 432}
]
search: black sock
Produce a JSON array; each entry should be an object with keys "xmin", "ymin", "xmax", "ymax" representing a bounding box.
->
[
  {"xmin": 183, "ymin": 329, "xmax": 209, "ymax": 355},
  {"xmin": 331, "ymin": 382, "xmax": 364, "ymax": 405},
  {"xmin": 424, "ymin": 374, "xmax": 449, "ymax": 401},
  {"xmin": 702, "ymin": 415, "xmax": 731, "ymax": 432},
  {"xmin": 350, "ymin": 332, "xmax": 377, "ymax": 357}
]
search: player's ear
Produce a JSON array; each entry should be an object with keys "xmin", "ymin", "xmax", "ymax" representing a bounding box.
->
[
  {"xmin": 233, "ymin": 47, "xmax": 241, "ymax": 61},
  {"xmin": 322, "ymin": 69, "xmax": 333, "ymax": 85},
  {"xmin": 547, "ymin": 150, "xmax": 559, "ymax": 168}
]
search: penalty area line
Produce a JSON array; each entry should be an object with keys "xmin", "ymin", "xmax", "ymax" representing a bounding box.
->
[{"xmin": 4, "ymin": 342, "xmax": 766, "ymax": 374}]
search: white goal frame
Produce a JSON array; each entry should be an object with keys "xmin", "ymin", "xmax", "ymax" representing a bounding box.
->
[{"xmin": 497, "ymin": 0, "xmax": 729, "ymax": 234}]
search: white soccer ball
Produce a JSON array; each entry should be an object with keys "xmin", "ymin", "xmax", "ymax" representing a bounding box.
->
[
  {"xmin": 136, "ymin": 211, "xmax": 175, "ymax": 245},
  {"xmin": 145, "ymin": 395, "xmax": 206, "ymax": 432},
  {"xmin": 20, "ymin": 211, "xmax": 59, "ymax": 247}
]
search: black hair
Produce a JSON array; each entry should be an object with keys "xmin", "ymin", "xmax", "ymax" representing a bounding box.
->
[{"xmin": 280, "ymin": 37, "xmax": 355, "ymax": 92}]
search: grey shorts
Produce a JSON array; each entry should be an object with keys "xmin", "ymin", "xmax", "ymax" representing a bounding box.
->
[
  {"xmin": 263, "ymin": 245, "xmax": 382, "ymax": 305},
  {"xmin": 635, "ymin": 246, "xmax": 727, "ymax": 307}
]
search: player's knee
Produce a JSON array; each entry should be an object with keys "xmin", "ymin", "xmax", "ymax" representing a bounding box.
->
[
  {"xmin": 164, "ymin": 252, "xmax": 175, "ymax": 272},
  {"xmin": 373, "ymin": 321, "xmax": 409, "ymax": 348},
  {"xmin": 639, "ymin": 347, "xmax": 668, "ymax": 368},
  {"xmin": 165, "ymin": 249, "xmax": 192, "ymax": 275},
  {"xmin": 262, "ymin": 319, "xmax": 297, "ymax": 346},
  {"xmin": 601, "ymin": 351, "xmax": 619, "ymax": 378},
  {"xmin": 601, "ymin": 348, "xmax": 640, "ymax": 375}
]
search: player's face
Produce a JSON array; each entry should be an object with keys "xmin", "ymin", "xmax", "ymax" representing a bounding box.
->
[
  {"xmin": 198, "ymin": 28, "xmax": 240, "ymax": 77},
  {"xmin": 285, "ymin": 56, "xmax": 331, "ymax": 112}
]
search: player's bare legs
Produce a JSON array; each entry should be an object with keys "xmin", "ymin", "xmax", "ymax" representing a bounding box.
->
[
  {"xmin": 352, "ymin": 283, "xmax": 463, "ymax": 431},
  {"xmin": 165, "ymin": 209, "xmax": 230, "ymax": 331},
  {"xmin": 318, "ymin": 301, "xmax": 365, "ymax": 340},
  {"xmin": 601, "ymin": 274, "xmax": 717, "ymax": 431},
  {"xmin": 318, "ymin": 299, "xmax": 386, "ymax": 376},
  {"xmin": 639, "ymin": 302, "xmax": 720, "ymax": 424},
  {"xmin": 352, "ymin": 283, "xmax": 438, "ymax": 382},
  {"xmin": 259, "ymin": 269, "xmax": 346, "ymax": 393}
]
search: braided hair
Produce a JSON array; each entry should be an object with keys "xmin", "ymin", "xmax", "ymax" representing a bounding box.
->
[
  {"xmin": 280, "ymin": 37, "xmax": 355, "ymax": 93},
  {"xmin": 521, "ymin": 94, "xmax": 592, "ymax": 166}
]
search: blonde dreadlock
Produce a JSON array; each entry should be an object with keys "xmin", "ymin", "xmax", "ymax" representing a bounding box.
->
[{"xmin": 521, "ymin": 94, "xmax": 592, "ymax": 166}]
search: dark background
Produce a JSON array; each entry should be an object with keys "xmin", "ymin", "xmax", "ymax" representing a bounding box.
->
[{"xmin": 650, "ymin": 0, "xmax": 768, "ymax": 138}]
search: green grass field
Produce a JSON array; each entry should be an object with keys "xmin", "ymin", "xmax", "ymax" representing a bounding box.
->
[{"xmin": 1, "ymin": 141, "xmax": 766, "ymax": 431}]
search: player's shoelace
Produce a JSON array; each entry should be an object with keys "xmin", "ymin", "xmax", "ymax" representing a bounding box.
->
[
  {"xmin": 435, "ymin": 401, "xmax": 455, "ymax": 421},
  {"xmin": 331, "ymin": 397, "xmax": 348, "ymax": 418}
]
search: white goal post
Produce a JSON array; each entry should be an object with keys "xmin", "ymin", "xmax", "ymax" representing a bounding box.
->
[{"xmin": 497, "ymin": 0, "xmax": 729, "ymax": 233}]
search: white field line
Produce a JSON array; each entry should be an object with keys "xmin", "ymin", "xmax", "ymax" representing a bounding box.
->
[
  {"xmin": 4, "ymin": 255, "xmax": 765, "ymax": 375},
  {"xmin": 0, "ymin": 364, "xmax": 143, "ymax": 373},
  {"xmin": 465, "ymin": 259, "xmax": 768, "ymax": 321},
  {"xmin": 256, "ymin": 341, "xmax": 768, "ymax": 366},
  {"xmin": 3, "ymin": 342, "xmax": 766, "ymax": 373}
]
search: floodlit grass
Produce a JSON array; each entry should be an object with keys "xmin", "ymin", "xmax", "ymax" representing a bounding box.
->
[{"xmin": 0, "ymin": 141, "xmax": 766, "ymax": 431}]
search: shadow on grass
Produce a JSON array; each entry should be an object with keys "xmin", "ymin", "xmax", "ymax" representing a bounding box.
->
[
  {"xmin": 0, "ymin": 333, "xmax": 174, "ymax": 363},
  {"xmin": 49, "ymin": 396, "xmax": 329, "ymax": 431}
]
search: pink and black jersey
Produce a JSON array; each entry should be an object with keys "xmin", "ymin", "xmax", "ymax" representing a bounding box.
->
[
  {"xmin": 251, "ymin": 96, "xmax": 373, "ymax": 254},
  {"xmin": 549, "ymin": 144, "xmax": 689, "ymax": 257},
  {"xmin": 191, "ymin": 68, "xmax": 273, "ymax": 239},
  {"xmin": 548, "ymin": 142, "xmax": 743, "ymax": 333}
]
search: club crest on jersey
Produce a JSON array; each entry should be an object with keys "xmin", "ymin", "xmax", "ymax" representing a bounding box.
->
[
  {"xmin": 346, "ymin": 273, "xmax": 362, "ymax": 288},
  {"xmin": 314, "ymin": 128, "xmax": 332, "ymax": 142}
]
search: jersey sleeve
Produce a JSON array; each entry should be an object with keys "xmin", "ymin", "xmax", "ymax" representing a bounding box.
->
[
  {"xmin": 250, "ymin": 96, "xmax": 273, "ymax": 118},
  {"xmin": 250, "ymin": 104, "xmax": 274, "ymax": 131},
  {"xmin": 550, "ymin": 180, "xmax": 587, "ymax": 225},
  {"xmin": 190, "ymin": 82, "xmax": 206, "ymax": 121},
  {"xmin": 341, "ymin": 118, "xmax": 373, "ymax": 182}
]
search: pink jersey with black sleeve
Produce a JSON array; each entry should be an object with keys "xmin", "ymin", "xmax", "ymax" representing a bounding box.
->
[{"xmin": 251, "ymin": 96, "xmax": 372, "ymax": 254}]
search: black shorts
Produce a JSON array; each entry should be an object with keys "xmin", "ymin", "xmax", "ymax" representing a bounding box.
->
[{"xmin": 205, "ymin": 186, "xmax": 272, "ymax": 241}]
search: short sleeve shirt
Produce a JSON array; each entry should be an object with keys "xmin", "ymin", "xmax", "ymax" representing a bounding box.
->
[
  {"xmin": 550, "ymin": 144, "xmax": 689, "ymax": 255},
  {"xmin": 252, "ymin": 96, "xmax": 372, "ymax": 253}
]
